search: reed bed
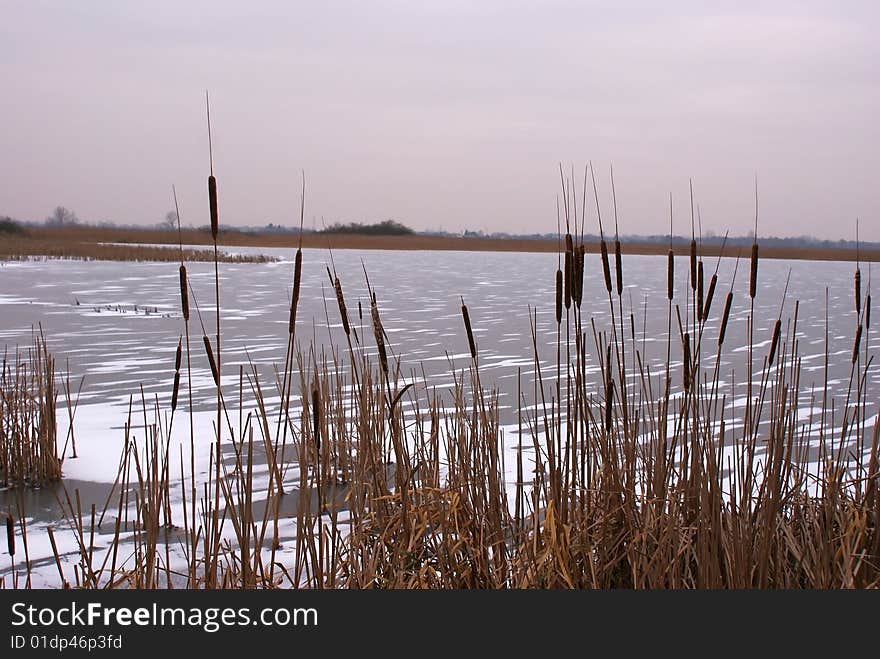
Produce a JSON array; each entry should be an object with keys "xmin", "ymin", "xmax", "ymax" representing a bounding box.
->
[
  {"xmin": 0, "ymin": 237, "xmax": 275, "ymax": 263},
  {"xmin": 10, "ymin": 224, "xmax": 880, "ymax": 262},
  {"xmin": 0, "ymin": 330, "xmax": 61, "ymax": 489},
  {"xmin": 2, "ymin": 164, "xmax": 878, "ymax": 590}
]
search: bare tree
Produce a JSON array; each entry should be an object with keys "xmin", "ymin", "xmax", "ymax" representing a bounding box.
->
[
  {"xmin": 46, "ymin": 206, "xmax": 79, "ymax": 226},
  {"xmin": 161, "ymin": 210, "xmax": 179, "ymax": 230}
]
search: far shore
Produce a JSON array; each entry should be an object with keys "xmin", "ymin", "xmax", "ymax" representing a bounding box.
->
[{"xmin": 5, "ymin": 225, "xmax": 879, "ymax": 263}]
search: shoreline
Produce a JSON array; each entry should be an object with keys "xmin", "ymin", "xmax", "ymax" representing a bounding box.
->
[{"xmin": 6, "ymin": 225, "xmax": 879, "ymax": 262}]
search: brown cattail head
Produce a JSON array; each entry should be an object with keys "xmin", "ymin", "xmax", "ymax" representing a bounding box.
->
[
  {"xmin": 853, "ymin": 324, "xmax": 863, "ymax": 364},
  {"xmin": 600, "ymin": 239, "xmax": 612, "ymax": 294},
  {"xmin": 174, "ymin": 338, "xmax": 182, "ymax": 372},
  {"xmin": 563, "ymin": 248, "xmax": 573, "ymax": 310},
  {"xmin": 172, "ymin": 339, "xmax": 183, "ymax": 410},
  {"xmin": 683, "ymin": 332, "xmax": 691, "ymax": 392},
  {"xmin": 5, "ymin": 513, "xmax": 13, "ymax": 557},
  {"xmin": 358, "ymin": 300, "xmax": 363, "ymax": 321},
  {"xmin": 564, "ymin": 233, "xmax": 573, "ymax": 253},
  {"xmin": 703, "ymin": 273, "xmax": 718, "ymax": 321},
  {"xmin": 371, "ymin": 294, "xmax": 388, "ymax": 376},
  {"xmin": 855, "ymin": 268, "xmax": 862, "ymax": 315},
  {"xmin": 555, "ymin": 269, "xmax": 563, "ymax": 324},
  {"xmin": 867, "ymin": 294, "xmax": 871, "ymax": 330},
  {"xmin": 288, "ymin": 248, "xmax": 302, "ymax": 334},
  {"xmin": 461, "ymin": 302, "xmax": 477, "ymax": 361},
  {"xmin": 768, "ymin": 318, "xmax": 782, "ymax": 366},
  {"xmin": 203, "ymin": 335, "xmax": 219, "ymax": 386},
  {"xmin": 667, "ymin": 249, "xmax": 674, "ymax": 301},
  {"xmin": 614, "ymin": 239, "xmax": 623, "ymax": 295},
  {"xmin": 208, "ymin": 175, "xmax": 219, "ymax": 241},
  {"xmin": 697, "ymin": 261, "xmax": 705, "ymax": 324},
  {"xmin": 749, "ymin": 243, "xmax": 759, "ymax": 299},
  {"xmin": 575, "ymin": 244, "xmax": 586, "ymax": 307},
  {"xmin": 334, "ymin": 277, "xmax": 350, "ymax": 336},
  {"xmin": 178, "ymin": 265, "xmax": 190, "ymax": 321},
  {"xmin": 718, "ymin": 291, "xmax": 733, "ymax": 346},
  {"xmin": 171, "ymin": 370, "xmax": 181, "ymax": 412},
  {"xmin": 312, "ymin": 387, "xmax": 321, "ymax": 456},
  {"xmin": 689, "ymin": 239, "xmax": 697, "ymax": 291}
]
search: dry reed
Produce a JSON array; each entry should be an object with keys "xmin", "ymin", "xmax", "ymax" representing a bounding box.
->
[
  {"xmin": 0, "ymin": 331, "xmax": 62, "ymax": 488},
  {"xmin": 4, "ymin": 163, "xmax": 879, "ymax": 592}
]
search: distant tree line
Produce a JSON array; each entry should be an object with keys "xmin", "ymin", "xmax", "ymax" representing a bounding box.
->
[
  {"xmin": 0, "ymin": 216, "xmax": 25, "ymax": 235},
  {"xmin": 617, "ymin": 233, "xmax": 877, "ymax": 251},
  {"xmin": 319, "ymin": 219, "xmax": 414, "ymax": 236},
  {"xmin": 46, "ymin": 206, "xmax": 80, "ymax": 226},
  {"xmin": 0, "ymin": 206, "xmax": 876, "ymax": 250}
]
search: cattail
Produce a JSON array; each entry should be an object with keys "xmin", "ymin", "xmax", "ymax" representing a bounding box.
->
[
  {"xmin": 178, "ymin": 265, "xmax": 189, "ymax": 321},
  {"xmin": 171, "ymin": 371, "xmax": 181, "ymax": 412},
  {"xmin": 334, "ymin": 277, "xmax": 350, "ymax": 336},
  {"xmin": 203, "ymin": 335, "xmax": 219, "ymax": 386},
  {"xmin": 697, "ymin": 261, "xmax": 704, "ymax": 324},
  {"xmin": 174, "ymin": 338, "xmax": 182, "ymax": 372},
  {"xmin": 749, "ymin": 242, "xmax": 759, "ymax": 299},
  {"xmin": 572, "ymin": 246, "xmax": 584, "ymax": 307},
  {"xmin": 5, "ymin": 513, "xmax": 13, "ymax": 557},
  {"xmin": 855, "ymin": 268, "xmax": 861, "ymax": 315},
  {"xmin": 667, "ymin": 249, "xmax": 674, "ymax": 301},
  {"xmin": 288, "ymin": 249, "xmax": 302, "ymax": 334},
  {"xmin": 208, "ymin": 175, "xmax": 219, "ymax": 240},
  {"xmin": 614, "ymin": 239, "xmax": 623, "ymax": 295},
  {"xmin": 371, "ymin": 294, "xmax": 388, "ymax": 376},
  {"xmin": 853, "ymin": 324, "xmax": 863, "ymax": 364},
  {"xmin": 689, "ymin": 239, "xmax": 697, "ymax": 291},
  {"xmin": 358, "ymin": 300, "xmax": 363, "ymax": 322},
  {"xmin": 718, "ymin": 292, "xmax": 733, "ymax": 346},
  {"xmin": 312, "ymin": 387, "xmax": 321, "ymax": 456},
  {"xmin": 683, "ymin": 333, "xmax": 691, "ymax": 392},
  {"xmin": 461, "ymin": 302, "xmax": 477, "ymax": 361},
  {"xmin": 703, "ymin": 273, "xmax": 718, "ymax": 321},
  {"xmin": 171, "ymin": 339, "xmax": 182, "ymax": 412},
  {"xmin": 867, "ymin": 294, "xmax": 871, "ymax": 330},
  {"xmin": 564, "ymin": 233, "xmax": 573, "ymax": 309},
  {"xmin": 563, "ymin": 247, "xmax": 573, "ymax": 310},
  {"xmin": 555, "ymin": 269, "xmax": 563, "ymax": 324},
  {"xmin": 600, "ymin": 239, "xmax": 612, "ymax": 294},
  {"xmin": 768, "ymin": 319, "xmax": 781, "ymax": 366}
]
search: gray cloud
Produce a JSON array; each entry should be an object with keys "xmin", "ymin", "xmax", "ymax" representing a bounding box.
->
[{"xmin": 1, "ymin": 1, "xmax": 877, "ymax": 239}]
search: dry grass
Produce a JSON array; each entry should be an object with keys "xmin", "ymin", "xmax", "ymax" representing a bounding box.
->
[
  {"xmin": 2, "ymin": 170, "xmax": 878, "ymax": 590},
  {"xmin": 0, "ymin": 231, "xmax": 275, "ymax": 263},
  {"xmin": 7, "ymin": 224, "xmax": 879, "ymax": 262},
  {"xmin": 0, "ymin": 330, "xmax": 62, "ymax": 488}
]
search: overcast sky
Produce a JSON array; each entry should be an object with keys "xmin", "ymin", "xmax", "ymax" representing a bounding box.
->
[{"xmin": 1, "ymin": 1, "xmax": 877, "ymax": 239}]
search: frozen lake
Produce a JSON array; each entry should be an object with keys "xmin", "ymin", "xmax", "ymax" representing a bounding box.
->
[
  {"xmin": 1, "ymin": 246, "xmax": 872, "ymax": 415},
  {"xmin": 0, "ymin": 246, "xmax": 875, "ymax": 585}
]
